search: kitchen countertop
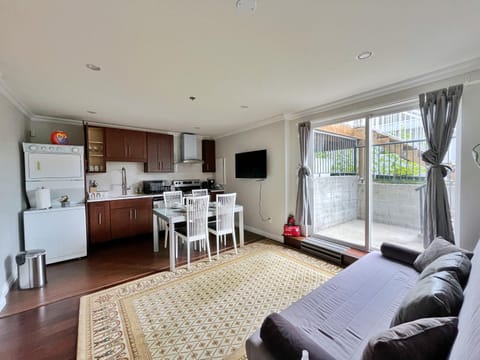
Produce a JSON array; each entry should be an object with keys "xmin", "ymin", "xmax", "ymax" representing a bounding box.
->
[
  {"xmin": 87, "ymin": 189, "xmax": 224, "ymax": 203},
  {"xmin": 87, "ymin": 193, "xmax": 161, "ymax": 203}
]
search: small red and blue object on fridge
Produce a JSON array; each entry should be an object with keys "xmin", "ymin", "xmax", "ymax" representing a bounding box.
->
[{"xmin": 283, "ymin": 224, "xmax": 301, "ymax": 237}]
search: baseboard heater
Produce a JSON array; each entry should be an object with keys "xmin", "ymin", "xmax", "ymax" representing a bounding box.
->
[{"xmin": 301, "ymin": 238, "xmax": 347, "ymax": 265}]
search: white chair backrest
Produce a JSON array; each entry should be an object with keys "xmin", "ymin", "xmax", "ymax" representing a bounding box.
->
[
  {"xmin": 163, "ymin": 191, "xmax": 183, "ymax": 208},
  {"xmin": 215, "ymin": 193, "xmax": 236, "ymax": 234},
  {"xmin": 185, "ymin": 195, "xmax": 209, "ymax": 240},
  {"xmin": 192, "ymin": 189, "xmax": 208, "ymax": 197}
]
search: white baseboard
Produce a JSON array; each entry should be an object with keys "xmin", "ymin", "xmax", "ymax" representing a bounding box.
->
[
  {"xmin": 244, "ymin": 225, "xmax": 283, "ymax": 243},
  {"xmin": 0, "ymin": 275, "xmax": 16, "ymax": 312}
]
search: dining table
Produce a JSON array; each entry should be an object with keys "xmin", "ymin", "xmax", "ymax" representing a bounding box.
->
[{"xmin": 152, "ymin": 203, "xmax": 244, "ymax": 271}]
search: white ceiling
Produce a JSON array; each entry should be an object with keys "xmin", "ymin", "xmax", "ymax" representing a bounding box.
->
[{"xmin": 0, "ymin": 1, "xmax": 479, "ymax": 136}]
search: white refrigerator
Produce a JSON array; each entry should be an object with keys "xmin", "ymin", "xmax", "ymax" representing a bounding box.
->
[{"xmin": 23, "ymin": 143, "xmax": 87, "ymax": 264}]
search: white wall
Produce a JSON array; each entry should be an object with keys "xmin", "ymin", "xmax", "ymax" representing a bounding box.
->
[
  {"xmin": 456, "ymin": 82, "xmax": 480, "ymax": 250},
  {"xmin": 29, "ymin": 118, "xmax": 84, "ymax": 145},
  {"xmin": 216, "ymin": 120, "xmax": 286, "ymax": 241},
  {"xmin": 0, "ymin": 93, "xmax": 28, "ymax": 311}
]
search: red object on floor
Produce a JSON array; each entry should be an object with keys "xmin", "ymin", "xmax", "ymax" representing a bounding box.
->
[{"xmin": 283, "ymin": 225, "xmax": 301, "ymax": 236}]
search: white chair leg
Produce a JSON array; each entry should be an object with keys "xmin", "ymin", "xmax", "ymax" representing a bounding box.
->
[
  {"xmin": 232, "ymin": 228, "xmax": 237, "ymax": 254},
  {"xmin": 187, "ymin": 241, "xmax": 191, "ymax": 270},
  {"xmin": 206, "ymin": 237, "xmax": 211, "ymax": 262},
  {"xmin": 175, "ymin": 234, "xmax": 178, "ymax": 258},
  {"xmin": 223, "ymin": 234, "xmax": 226, "ymax": 246},
  {"xmin": 164, "ymin": 221, "xmax": 168, "ymax": 248},
  {"xmin": 216, "ymin": 233, "xmax": 220, "ymax": 260}
]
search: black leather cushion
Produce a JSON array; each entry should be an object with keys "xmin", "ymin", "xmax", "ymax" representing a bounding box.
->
[
  {"xmin": 381, "ymin": 243, "xmax": 421, "ymax": 266},
  {"xmin": 391, "ymin": 271, "xmax": 464, "ymax": 326},
  {"xmin": 419, "ymin": 252, "xmax": 472, "ymax": 288},
  {"xmin": 260, "ymin": 312, "xmax": 335, "ymax": 360},
  {"xmin": 363, "ymin": 317, "xmax": 458, "ymax": 360},
  {"xmin": 414, "ymin": 237, "xmax": 462, "ymax": 272}
]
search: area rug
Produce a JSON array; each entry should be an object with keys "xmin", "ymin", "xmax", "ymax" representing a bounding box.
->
[{"xmin": 77, "ymin": 240, "xmax": 342, "ymax": 360}]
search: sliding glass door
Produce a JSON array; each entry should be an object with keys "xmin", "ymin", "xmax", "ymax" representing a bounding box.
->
[
  {"xmin": 311, "ymin": 108, "xmax": 456, "ymax": 251},
  {"xmin": 312, "ymin": 118, "xmax": 367, "ymax": 249}
]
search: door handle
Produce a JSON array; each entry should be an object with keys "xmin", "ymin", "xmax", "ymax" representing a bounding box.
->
[
  {"xmin": 36, "ymin": 161, "xmax": 41, "ymax": 171},
  {"xmin": 134, "ymin": 209, "xmax": 137, "ymax": 219},
  {"xmin": 98, "ymin": 212, "xmax": 102, "ymax": 225},
  {"xmin": 129, "ymin": 209, "xmax": 133, "ymax": 220}
]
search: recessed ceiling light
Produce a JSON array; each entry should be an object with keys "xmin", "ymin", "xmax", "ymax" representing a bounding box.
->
[
  {"xmin": 194, "ymin": 126, "xmax": 201, "ymax": 130},
  {"xmin": 240, "ymin": 105, "xmax": 249, "ymax": 109},
  {"xmin": 87, "ymin": 110, "xmax": 97, "ymax": 114},
  {"xmin": 86, "ymin": 63, "xmax": 101, "ymax": 71},
  {"xmin": 356, "ymin": 51, "xmax": 373, "ymax": 60},
  {"xmin": 236, "ymin": 0, "xmax": 256, "ymax": 12}
]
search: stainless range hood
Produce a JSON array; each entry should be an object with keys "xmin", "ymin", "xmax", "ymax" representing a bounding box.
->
[{"xmin": 180, "ymin": 133, "xmax": 203, "ymax": 164}]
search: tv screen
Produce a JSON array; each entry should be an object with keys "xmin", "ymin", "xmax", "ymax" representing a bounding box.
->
[{"xmin": 235, "ymin": 149, "xmax": 267, "ymax": 179}]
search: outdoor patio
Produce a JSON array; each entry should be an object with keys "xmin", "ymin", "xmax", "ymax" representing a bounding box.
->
[{"xmin": 316, "ymin": 219, "xmax": 423, "ymax": 252}]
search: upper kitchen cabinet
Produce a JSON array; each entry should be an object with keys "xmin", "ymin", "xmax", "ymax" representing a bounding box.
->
[
  {"xmin": 145, "ymin": 132, "xmax": 174, "ymax": 172},
  {"xmin": 105, "ymin": 128, "xmax": 147, "ymax": 162},
  {"xmin": 86, "ymin": 126, "xmax": 106, "ymax": 173},
  {"xmin": 202, "ymin": 139, "xmax": 216, "ymax": 172}
]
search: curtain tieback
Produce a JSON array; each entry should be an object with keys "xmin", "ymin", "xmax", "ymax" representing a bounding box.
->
[
  {"xmin": 427, "ymin": 163, "xmax": 452, "ymax": 177},
  {"xmin": 297, "ymin": 166, "xmax": 311, "ymax": 177}
]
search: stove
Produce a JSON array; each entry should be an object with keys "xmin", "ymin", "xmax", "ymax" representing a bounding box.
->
[{"xmin": 171, "ymin": 179, "xmax": 202, "ymax": 195}]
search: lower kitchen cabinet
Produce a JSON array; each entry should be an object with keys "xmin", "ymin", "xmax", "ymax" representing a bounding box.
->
[
  {"xmin": 88, "ymin": 201, "xmax": 111, "ymax": 244},
  {"xmin": 109, "ymin": 198, "xmax": 153, "ymax": 239},
  {"xmin": 88, "ymin": 198, "xmax": 152, "ymax": 244}
]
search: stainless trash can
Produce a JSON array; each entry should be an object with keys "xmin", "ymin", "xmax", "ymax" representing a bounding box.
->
[{"xmin": 16, "ymin": 249, "xmax": 47, "ymax": 289}]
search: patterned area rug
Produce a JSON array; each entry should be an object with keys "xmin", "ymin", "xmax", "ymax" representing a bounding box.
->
[{"xmin": 77, "ymin": 240, "xmax": 342, "ymax": 360}]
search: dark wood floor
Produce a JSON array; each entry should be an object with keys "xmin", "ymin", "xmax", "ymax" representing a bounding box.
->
[{"xmin": 0, "ymin": 230, "xmax": 263, "ymax": 360}]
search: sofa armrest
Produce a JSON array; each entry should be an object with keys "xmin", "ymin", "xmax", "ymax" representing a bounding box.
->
[
  {"xmin": 381, "ymin": 243, "xmax": 421, "ymax": 267},
  {"xmin": 260, "ymin": 313, "xmax": 335, "ymax": 360}
]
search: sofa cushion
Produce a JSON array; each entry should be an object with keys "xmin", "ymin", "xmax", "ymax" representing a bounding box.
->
[
  {"xmin": 448, "ymin": 240, "xmax": 480, "ymax": 360},
  {"xmin": 362, "ymin": 317, "xmax": 458, "ymax": 360},
  {"xmin": 380, "ymin": 243, "xmax": 421, "ymax": 266},
  {"xmin": 414, "ymin": 237, "xmax": 463, "ymax": 272},
  {"xmin": 419, "ymin": 252, "xmax": 471, "ymax": 288},
  {"xmin": 260, "ymin": 312, "xmax": 335, "ymax": 360},
  {"xmin": 391, "ymin": 271, "xmax": 463, "ymax": 326}
]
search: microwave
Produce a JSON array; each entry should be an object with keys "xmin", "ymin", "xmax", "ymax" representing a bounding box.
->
[{"xmin": 143, "ymin": 180, "xmax": 171, "ymax": 194}]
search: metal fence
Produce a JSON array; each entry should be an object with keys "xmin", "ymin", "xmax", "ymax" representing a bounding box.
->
[{"xmin": 313, "ymin": 130, "xmax": 456, "ymax": 183}]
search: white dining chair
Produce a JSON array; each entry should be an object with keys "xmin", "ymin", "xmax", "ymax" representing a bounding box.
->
[
  {"xmin": 208, "ymin": 193, "xmax": 237, "ymax": 260},
  {"xmin": 192, "ymin": 189, "xmax": 208, "ymax": 197},
  {"xmin": 174, "ymin": 195, "xmax": 211, "ymax": 270},
  {"xmin": 162, "ymin": 191, "xmax": 183, "ymax": 248}
]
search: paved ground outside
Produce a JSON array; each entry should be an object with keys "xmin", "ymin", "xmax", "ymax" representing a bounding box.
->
[{"xmin": 316, "ymin": 219, "xmax": 423, "ymax": 252}]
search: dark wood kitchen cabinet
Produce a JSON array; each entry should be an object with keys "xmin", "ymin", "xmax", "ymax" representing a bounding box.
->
[
  {"xmin": 105, "ymin": 128, "xmax": 147, "ymax": 162},
  {"xmin": 109, "ymin": 198, "xmax": 152, "ymax": 239},
  {"xmin": 202, "ymin": 139, "xmax": 216, "ymax": 172},
  {"xmin": 88, "ymin": 201, "xmax": 111, "ymax": 244},
  {"xmin": 145, "ymin": 132, "xmax": 174, "ymax": 172}
]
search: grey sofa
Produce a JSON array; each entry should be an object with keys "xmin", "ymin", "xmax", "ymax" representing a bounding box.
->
[{"xmin": 246, "ymin": 240, "xmax": 480, "ymax": 359}]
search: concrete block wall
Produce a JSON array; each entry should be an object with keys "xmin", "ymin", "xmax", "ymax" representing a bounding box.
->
[{"xmin": 313, "ymin": 176, "xmax": 358, "ymax": 232}]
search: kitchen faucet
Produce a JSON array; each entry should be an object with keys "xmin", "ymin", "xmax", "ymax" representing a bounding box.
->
[{"xmin": 121, "ymin": 167, "xmax": 127, "ymax": 195}]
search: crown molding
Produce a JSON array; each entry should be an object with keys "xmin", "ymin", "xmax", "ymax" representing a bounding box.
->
[
  {"xmin": 215, "ymin": 113, "xmax": 286, "ymax": 139},
  {"xmin": 31, "ymin": 115, "xmax": 83, "ymax": 125},
  {"xmin": 0, "ymin": 78, "xmax": 33, "ymax": 118},
  {"xmin": 285, "ymin": 57, "xmax": 480, "ymax": 121}
]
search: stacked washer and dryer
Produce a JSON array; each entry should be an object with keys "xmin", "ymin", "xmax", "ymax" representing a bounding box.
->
[{"xmin": 23, "ymin": 143, "xmax": 87, "ymax": 264}]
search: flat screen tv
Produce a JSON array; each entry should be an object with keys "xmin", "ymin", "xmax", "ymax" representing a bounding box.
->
[{"xmin": 235, "ymin": 149, "xmax": 267, "ymax": 179}]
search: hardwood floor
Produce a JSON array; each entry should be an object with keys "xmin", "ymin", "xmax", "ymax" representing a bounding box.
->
[{"xmin": 0, "ymin": 230, "xmax": 263, "ymax": 360}]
